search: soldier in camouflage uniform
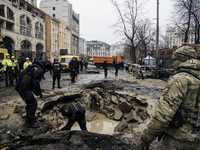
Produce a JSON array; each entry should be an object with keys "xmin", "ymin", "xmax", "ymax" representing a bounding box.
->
[
  {"xmin": 138, "ymin": 45, "xmax": 200, "ymax": 150},
  {"xmin": 89, "ymin": 87, "xmax": 104, "ymax": 110}
]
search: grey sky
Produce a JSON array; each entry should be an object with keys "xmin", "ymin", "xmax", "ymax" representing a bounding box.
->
[{"xmin": 37, "ymin": 0, "xmax": 173, "ymax": 45}]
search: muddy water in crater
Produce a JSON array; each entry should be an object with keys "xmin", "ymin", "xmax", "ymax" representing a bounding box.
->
[{"xmin": 70, "ymin": 118, "xmax": 119, "ymax": 135}]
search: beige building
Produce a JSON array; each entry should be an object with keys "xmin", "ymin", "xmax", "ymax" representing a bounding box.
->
[
  {"xmin": 58, "ymin": 19, "xmax": 70, "ymax": 56},
  {"xmin": 45, "ymin": 15, "xmax": 59, "ymax": 62},
  {"xmin": 0, "ymin": 0, "xmax": 46, "ymax": 61},
  {"xmin": 45, "ymin": 16, "xmax": 71, "ymax": 62}
]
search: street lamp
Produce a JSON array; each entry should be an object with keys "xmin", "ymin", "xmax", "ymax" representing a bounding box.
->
[{"xmin": 156, "ymin": 0, "xmax": 159, "ymax": 66}]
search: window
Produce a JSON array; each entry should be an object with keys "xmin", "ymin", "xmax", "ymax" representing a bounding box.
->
[
  {"xmin": 53, "ymin": 14, "xmax": 55, "ymax": 17},
  {"xmin": 53, "ymin": 7, "xmax": 55, "ymax": 10}
]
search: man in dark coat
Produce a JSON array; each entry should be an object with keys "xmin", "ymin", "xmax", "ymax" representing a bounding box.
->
[
  {"xmin": 75, "ymin": 58, "xmax": 79, "ymax": 76},
  {"xmin": 51, "ymin": 58, "xmax": 61, "ymax": 89},
  {"xmin": 15, "ymin": 60, "xmax": 51, "ymax": 128},
  {"xmin": 103, "ymin": 58, "xmax": 108, "ymax": 78},
  {"xmin": 79, "ymin": 59, "xmax": 83, "ymax": 71},
  {"xmin": 69, "ymin": 57, "xmax": 76, "ymax": 83},
  {"xmin": 113, "ymin": 58, "xmax": 119, "ymax": 76},
  {"xmin": 59, "ymin": 104, "xmax": 87, "ymax": 131}
]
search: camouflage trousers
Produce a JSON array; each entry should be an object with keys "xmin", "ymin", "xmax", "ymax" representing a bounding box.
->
[
  {"xmin": 89, "ymin": 91, "xmax": 104, "ymax": 110},
  {"xmin": 155, "ymin": 134, "xmax": 200, "ymax": 150}
]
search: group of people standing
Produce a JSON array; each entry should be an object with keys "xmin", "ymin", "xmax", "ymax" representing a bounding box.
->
[
  {"xmin": 69, "ymin": 57, "xmax": 88, "ymax": 83},
  {"xmin": 0, "ymin": 54, "xmax": 33, "ymax": 87}
]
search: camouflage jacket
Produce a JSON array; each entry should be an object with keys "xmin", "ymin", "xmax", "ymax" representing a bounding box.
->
[{"xmin": 141, "ymin": 59, "xmax": 200, "ymax": 143}]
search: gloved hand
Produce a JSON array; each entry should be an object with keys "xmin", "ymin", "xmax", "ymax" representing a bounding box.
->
[
  {"xmin": 39, "ymin": 93, "xmax": 43, "ymax": 98},
  {"xmin": 137, "ymin": 137, "xmax": 150, "ymax": 150}
]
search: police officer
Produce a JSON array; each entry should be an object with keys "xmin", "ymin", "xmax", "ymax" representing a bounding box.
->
[
  {"xmin": 51, "ymin": 58, "xmax": 61, "ymax": 89},
  {"xmin": 138, "ymin": 44, "xmax": 200, "ymax": 149},
  {"xmin": 15, "ymin": 60, "xmax": 51, "ymax": 128},
  {"xmin": 2, "ymin": 53, "xmax": 13, "ymax": 87},
  {"xmin": 59, "ymin": 103, "xmax": 87, "ymax": 131},
  {"xmin": 11, "ymin": 56, "xmax": 19, "ymax": 84},
  {"xmin": 69, "ymin": 57, "xmax": 76, "ymax": 83},
  {"xmin": 89, "ymin": 87, "xmax": 104, "ymax": 110}
]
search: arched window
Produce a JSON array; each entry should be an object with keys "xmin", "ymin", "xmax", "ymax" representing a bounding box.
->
[
  {"xmin": 35, "ymin": 22, "xmax": 44, "ymax": 39},
  {"xmin": 20, "ymin": 15, "xmax": 32, "ymax": 36},
  {"xmin": 7, "ymin": 7, "xmax": 14, "ymax": 20}
]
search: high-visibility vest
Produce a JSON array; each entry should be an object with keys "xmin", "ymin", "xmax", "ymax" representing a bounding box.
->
[
  {"xmin": 23, "ymin": 61, "xmax": 32, "ymax": 69},
  {"xmin": 2, "ymin": 58, "xmax": 13, "ymax": 71}
]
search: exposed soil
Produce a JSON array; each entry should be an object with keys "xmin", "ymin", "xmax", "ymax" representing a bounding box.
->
[{"xmin": 0, "ymin": 68, "xmax": 167, "ymax": 149}]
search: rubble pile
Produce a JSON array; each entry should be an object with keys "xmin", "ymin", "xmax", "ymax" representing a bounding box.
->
[{"xmin": 0, "ymin": 79, "xmax": 164, "ymax": 150}]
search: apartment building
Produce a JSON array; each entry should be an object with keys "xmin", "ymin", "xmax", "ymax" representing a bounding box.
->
[
  {"xmin": 39, "ymin": 0, "xmax": 79, "ymax": 56},
  {"xmin": 79, "ymin": 37, "xmax": 87, "ymax": 55},
  {"xmin": 0, "ymin": 0, "xmax": 46, "ymax": 61},
  {"xmin": 166, "ymin": 27, "xmax": 195, "ymax": 49},
  {"xmin": 87, "ymin": 40, "xmax": 110, "ymax": 57},
  {"xmin": 58, "ymin": 19, "xmax": 70, "ymax": 57}
]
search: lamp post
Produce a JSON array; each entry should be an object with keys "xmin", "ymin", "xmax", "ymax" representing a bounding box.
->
[{"xmin": 156, "ymin": 0, "xmax": 159, "ymax": 67}]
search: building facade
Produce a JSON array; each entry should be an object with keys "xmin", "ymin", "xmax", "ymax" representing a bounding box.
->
[
  {"xmin": 166, "ymin": 27, "xmax": 195, "ymax": 49},
  {"xmin": 87, "ymin": 40, "xmax": 110, "ymax": 57},
  {"xmin": 0, "ymin": 0, "xmax": 46, "ymax": 61},
  {"xmin": 79, "ymin": 37, "xmax": 87, "ymax": 55},
  {"xmin": 39, "ymin": 0, "xmax": 79, "ymax": 56},
  {"xmin": 70, "ymin": 10, "xmax": 79, "ymax": 55},
  {"xmin": 110, "ymin": 44, "xmax": 125, "ymax": 57}
]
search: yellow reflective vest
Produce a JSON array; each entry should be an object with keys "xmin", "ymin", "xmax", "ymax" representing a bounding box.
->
[
  {"xmin": 23, "ymin": 61, "xmax": 32, "ymax": 69},
  {"xmin": 12, "ymin": 60, "xmax": 19, "ymax": 69},
  {"xmin": 2, "ymin": 58, "xmax": 13, "ymax": 71}
]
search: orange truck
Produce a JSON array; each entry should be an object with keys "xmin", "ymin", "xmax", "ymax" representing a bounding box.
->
[{"xmin": 93, "ymin": 55, "xmax": 124, "ymax": 68}]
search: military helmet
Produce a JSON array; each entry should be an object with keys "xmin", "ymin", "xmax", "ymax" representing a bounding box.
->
[
  {"xmin": 11, "ymin": 56, "xmax": 15, "ymax": 59},
  {"xmin": 172, "ymin": 45, "xmax": 197, "ymax": 62}
]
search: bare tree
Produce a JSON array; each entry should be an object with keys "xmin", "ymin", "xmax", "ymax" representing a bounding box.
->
[
  {"xmin": 137, "ymin": 19, "xmax": 156, "ymax": 60},
  {"xmin": 111, "ymin": 0, "xmax": 147, "ymax": 63},
  {"xmin": 190, "ymin": 0, "xmax": 200, "ymax": 43},
  {"xmin": 171, "ymin": 0, "xmax": 193, "ymax": 43}
]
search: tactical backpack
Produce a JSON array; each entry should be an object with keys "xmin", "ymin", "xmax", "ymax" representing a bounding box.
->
[
  {"xmin": 19, "ymin": 64, "xmax": 38, "ymax": 86},
  {"xmin": 170, "ymin": 68, "xmax": 200, "ymax": 128}
]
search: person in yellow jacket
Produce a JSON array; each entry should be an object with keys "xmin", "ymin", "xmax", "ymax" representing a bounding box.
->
[
  {"xmin": 11, "ymin": 56, "xmax": 19, "ymax": 84},
  {"xmin": 2, "ymin": 53, "xmax": 13, "ymax": 87},
  {"xmin": 23, "ymin": 57, "xmax": 32, "ymax": 69}
]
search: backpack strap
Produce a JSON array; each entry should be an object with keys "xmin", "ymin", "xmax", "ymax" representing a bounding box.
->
[{"xmin": 174, "ymin": 68, "xmax": 200, "ymax": 80}]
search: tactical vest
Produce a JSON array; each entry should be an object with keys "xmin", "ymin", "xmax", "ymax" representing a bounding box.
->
[
  {"xmin": 19, "ymin": 64, "xmax": 40, "ymax": 86},
  {"xmin": 173, "ymin": 68, "xmax": 200, "ymax": 127}
]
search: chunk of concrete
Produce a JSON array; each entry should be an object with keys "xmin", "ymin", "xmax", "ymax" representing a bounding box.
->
[
  {"xmin": 126, "ymin": 110, "xmax": 138, "ymax": 123},
  {"xmin": 114, "ymin": 120, "xmax": 128, "ymax": 132},
  {"xmin": 111, "ymin": 95, "xmax": 119, "ymax": 105},
  {"xmin": 119, "ymin": 97, "xmax": 126, "ymax": 103},
  {"xmin": 118, "ymin": 102, "xmax": 131, "ymax": 113},
  {"xmin": 13, "ymin": 104, "xmax": 25, "ymax": 115},
  {"xmin": 113, "ymin": 109, "xmax": 123, "ymax": 121}
]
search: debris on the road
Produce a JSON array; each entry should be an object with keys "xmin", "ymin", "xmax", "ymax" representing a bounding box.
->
[{"xmin": 0, "ymin": 67, "xmax": 166, "ymax": 149}]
